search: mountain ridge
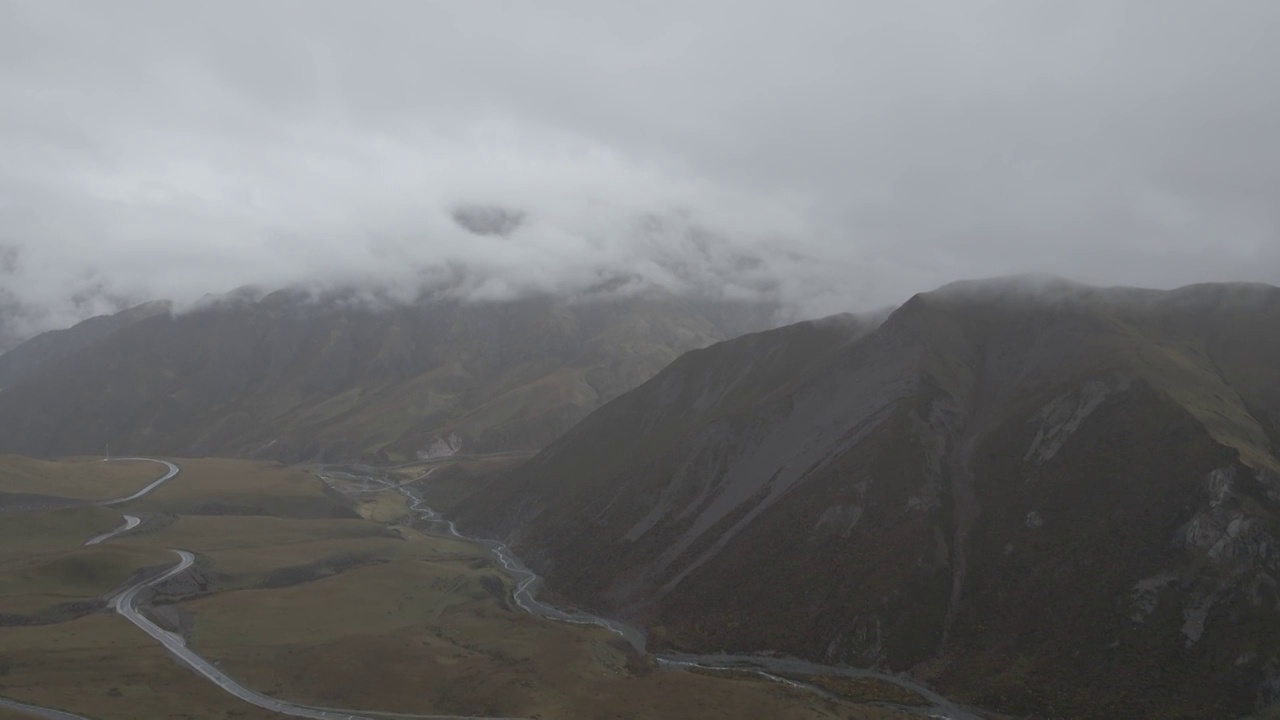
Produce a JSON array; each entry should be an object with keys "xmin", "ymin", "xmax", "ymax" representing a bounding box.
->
[
  {"xmin": 0, "ymin": 300, "xmax": 171, "ymax": 390},
  {"xmin": 0, "ymin": 288, "xmax": 776, "ymax": 463},
  {"xmin": 448, "ymin": 277, "xmax": 1280, "ymax": 719}
]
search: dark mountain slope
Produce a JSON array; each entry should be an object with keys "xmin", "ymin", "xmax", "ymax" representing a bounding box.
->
[
  {"xmin": 453, "ymin": 278, "xmax": 1280, "ymax": 719},
  {"xmin": 0, "ymin": 300, "xmax": 170, "ymax": 389},
  {"xmin": 0, "ymin": 290, "xmax": 769, "ymax": 462}
]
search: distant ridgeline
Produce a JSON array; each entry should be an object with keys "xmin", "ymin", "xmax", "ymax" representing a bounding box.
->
[{"xmin": 0, "ymin": 287, "xmax": 775, "ymax": 462}]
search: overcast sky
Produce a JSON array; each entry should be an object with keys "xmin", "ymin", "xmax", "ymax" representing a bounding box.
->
[{"xmin": 2, "ymin": 0, "xmax": 1278, "ymax": 339}]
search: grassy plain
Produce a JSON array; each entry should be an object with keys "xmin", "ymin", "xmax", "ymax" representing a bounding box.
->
[
  {"xmin": 126, "ymin": 458, "xmax": 355, "ymax": 518},
  {"xmin": 0, "ymin": 455, "xmax": 914, "ymax": 720},
  {"xmin": 0, "ymin": 455, "xmax": 158, "ymax": 500},
  {"xmin": 0, "ymin": 613, "xmax": 280, "ymax": 720},
  {"xmin": 0, "ymin": 503, "xmax": 171, "ymax": 619}
]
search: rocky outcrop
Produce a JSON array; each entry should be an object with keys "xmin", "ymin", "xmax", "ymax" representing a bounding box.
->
[{"xmin": 418, "ymin": 432, "xmax": 463, "ymax": 460}]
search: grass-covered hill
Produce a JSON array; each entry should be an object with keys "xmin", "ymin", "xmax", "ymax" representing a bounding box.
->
[
  {"xmin": 453, "ymin": 277, "xmax": 1280, "ymax": 719},
  {"xmin": 0, "ymin": 289, "xmax": 771, "ymax": 462}
]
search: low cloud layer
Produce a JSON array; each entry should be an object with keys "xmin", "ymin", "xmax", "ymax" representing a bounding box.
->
[{"xmin": 2, "ymin": 1, "xmax": 1279, "ymax": 340}]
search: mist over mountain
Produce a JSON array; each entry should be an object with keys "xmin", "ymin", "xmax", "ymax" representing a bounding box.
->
[
  {"xmin": 450, "ymin": 277, "xmax": 1280, "ymax": 719},
  {"xmin": 0, "ymin": 300, "xmax": 170, "ymax": 388},
  {"xmin": 0, "ymin": 284, "xmax": 776, "ymax": 462},
  {"xmin": 451, "ymin": 204, "xmax": 527, "ymax": 238},
  {"xmin": 3, "ymin": 2, "xmax": 1279, "ymax": 343},
  {"xmin": 5, "ymin": 3, "xmax": 1280, "ymax": 720}
]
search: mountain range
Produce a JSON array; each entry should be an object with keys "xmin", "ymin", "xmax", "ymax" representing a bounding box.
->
[
  {"xmin": 0, "ymin": 287, "xmax": 773, "ymax": 462},
  {"xmin": 0, "ymin": 300, "xmax": 171, "ymax": 390},
  {"xmin": 449, "ymin": 277, "xmax": 1280, "ymax": 719},
  {"xmin": 7, "ymin": 274, "xmax": 1280, "ymax": 717}
]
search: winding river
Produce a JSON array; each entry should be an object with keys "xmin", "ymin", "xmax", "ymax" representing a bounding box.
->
[
  {"xmin": 324, "ymin": 466, "xmax": 981, "ymax": 720},
  {"xmin": 4, "ymin": 459, "xmax": 980, "ymax": 720}
]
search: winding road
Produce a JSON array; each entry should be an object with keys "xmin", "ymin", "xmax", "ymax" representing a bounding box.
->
[
  {"xmin": 2, "ymin": 458, "xmax": 178, "ymax": 720},
  {"xmin": 111, "ymin": 550, "xmax": 375, "ymax": 720},
  {"xmin": 101, "ymin": 458, "xmax": 180, "ymax": 506},
  {"xmin": 4, "ymin": 459, "xmax": 525, "ymax": 720},
  {"xmin": 108, "ymin": 549, "xmax": 522, "ymax": 720},
  {"xmin": 83, "ymin": 515, "xmax": 140, "ymax": 546},
  {"xmin": 76, "ymin": 459, "xmax": 178, "ymax": 547},
  {"xmin": 7, "ymin": 457, "xmax": 976, "ymax": 720}
]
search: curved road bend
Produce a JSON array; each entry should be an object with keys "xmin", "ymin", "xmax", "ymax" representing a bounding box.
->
[
  {"xmin": 76, "ymin": 459, "xmax": 178, "ymax": 547},
  {"xmin": 0, "ymin": 548, "xmax": 377, "ymax": 720},
  {"xmin": 101, "ymin": 458, "xmax": 180, "ymax": 506},
  {"xmin": 10, "ymin": 458, "xmax": 525, "ymax": 720},
  {"xmin": 1, "ymin": 460, "xmax": 181, "ymax": 718},
  {"xmin": 113, "ymin": 549, "xmax": 526, "ymax": 720},
  {"xmin": 112, "ymin": 550, "xmax": 370, "ymax": 720},
  {"xmin": 83, "ymin": 514, "xmax": 140, "ymax": 546}
]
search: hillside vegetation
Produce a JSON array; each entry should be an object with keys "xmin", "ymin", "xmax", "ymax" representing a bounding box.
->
[
  {"xmin": 0, "ymin": 290, "xmax": 770, "ymax": 462},
  {"xmin": 452, "ymin": 278, "xmax": 1280, "ymax": 719}
]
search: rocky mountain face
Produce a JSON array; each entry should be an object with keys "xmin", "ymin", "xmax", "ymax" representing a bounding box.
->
[
  {"xmin": 0, "ymin": 288, "xmax": 771, "ymax": 462},
  {"xmin": 453, "ymin": 278, "xmax": 1280, "ymax": 719}
]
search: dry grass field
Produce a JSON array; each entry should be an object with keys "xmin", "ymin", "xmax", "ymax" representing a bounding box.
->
[
  {"xmin": 125, "ymin": 458, "xmax": 355, "ymax": 518},
  {"xmin": 0, "ymin": 613, "xmax": 281, "ymax": 720},
  {"xmin": 0, "ymin": 456, "xmax": 916, "ymax": 720},
  {"xmin": 0, "ymin": 503, "xmax": 172, "ymax": 619},
  {"xmin": 0, "ymin": 455, "xmax": 159, "ymax": 501}
]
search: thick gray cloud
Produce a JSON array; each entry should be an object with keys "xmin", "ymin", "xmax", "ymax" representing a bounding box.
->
[{"xmin": 1, "ymin": 0, "xmax": 1278, "ymax": 339}]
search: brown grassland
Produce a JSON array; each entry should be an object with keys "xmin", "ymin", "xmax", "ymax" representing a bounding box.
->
[
  {"xmin": 0, "ymin": 456, "xmax": 914, "ymax": 720},
  {"xmin": 0, "ymin": 455, "xmax": 159, "ymax": 500}
]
